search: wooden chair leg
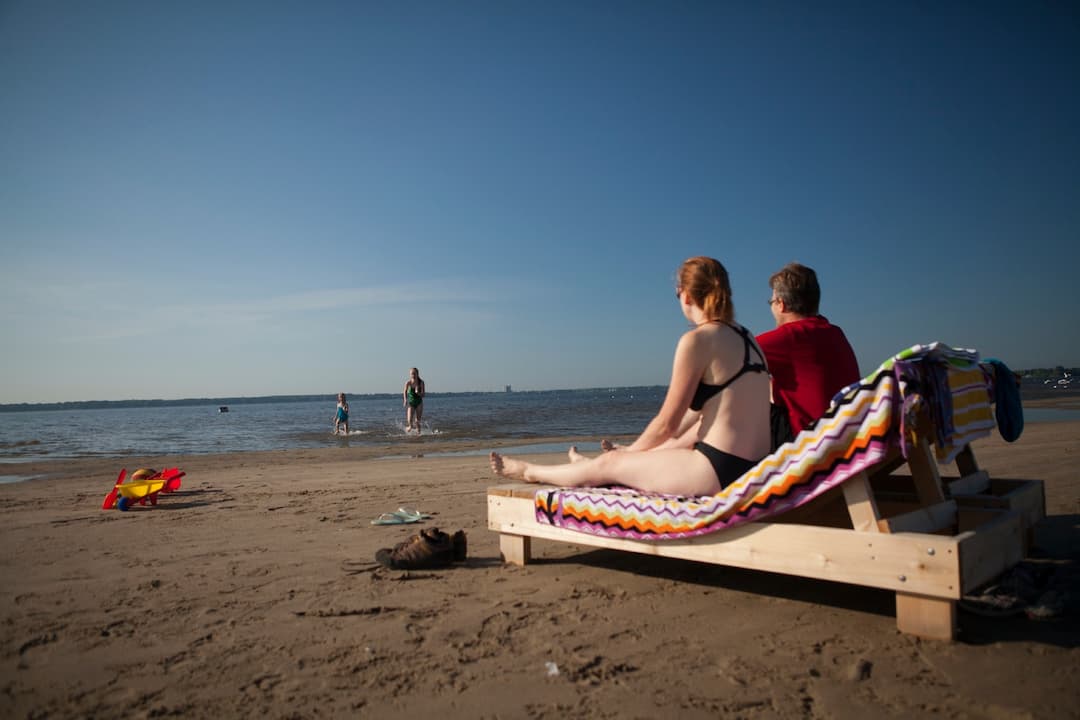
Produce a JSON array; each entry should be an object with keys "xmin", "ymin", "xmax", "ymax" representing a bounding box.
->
[
  {"xmin": 896, "ymin": 593, "xmax": 956, "ymax": 640},
  {"xmin": 841, "ymin": 471, "xmax": 882, "ymax": 532},
  {"xmin": 500, "ymin": 534, "xmax": 531, "ymax": 566},
  {"xmin": 908, "ymin": 437, "xmax": 947, "ymax": 505},
  {"xmin": 955, "ymin": 445, "xmax": 979, "ymax": 477}
]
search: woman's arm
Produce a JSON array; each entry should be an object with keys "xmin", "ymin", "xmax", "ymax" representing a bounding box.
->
[
  {"xmin": 672, "ymin": 408, "xmax": 701, "ymax": 438},
  {"xmin": 624, "ymin": 332, "xmax": 704, "ymax": 451}
]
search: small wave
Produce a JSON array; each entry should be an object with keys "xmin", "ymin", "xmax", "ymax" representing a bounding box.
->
[{"xmin": 0, "ymin": 439, "xmax": 42, "ymax": 449}]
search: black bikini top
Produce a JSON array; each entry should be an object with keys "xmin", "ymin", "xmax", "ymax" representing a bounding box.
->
[{"xmin": 689, "ymin": 323, "xmax": 768, "ymax": 411}]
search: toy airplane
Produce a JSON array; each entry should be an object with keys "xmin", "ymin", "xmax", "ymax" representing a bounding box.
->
[{"xmin": 102, "ymin": 467, "xmax": 185, "ymax": 511}]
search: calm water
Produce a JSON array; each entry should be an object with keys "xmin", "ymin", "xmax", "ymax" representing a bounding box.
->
[
  {"xmin": 0, "ymin": 388, "xmax": 667, "ymax": 463},
  {"xmin": 1, "ymin": 389, "xmax": 1076, "ymax": 467}
]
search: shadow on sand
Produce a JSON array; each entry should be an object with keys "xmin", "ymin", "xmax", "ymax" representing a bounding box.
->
[{"xmin": 522, "ymin": 513, "xmax": 1080, "ymax": 648}]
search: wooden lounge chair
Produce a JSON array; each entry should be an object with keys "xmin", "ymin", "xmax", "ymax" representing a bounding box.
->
[{"xmin": 487, "ymin": 344, "xmax": 1044, "ymax": 640}]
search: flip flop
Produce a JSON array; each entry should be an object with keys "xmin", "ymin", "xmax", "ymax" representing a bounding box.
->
[
  {"xmin": 397, "ymin": 507, "xmax": 431, "ymax": 521},
  {"xmin": 371, "ymin": 510, "xmax": 424, "ymax": 526}
]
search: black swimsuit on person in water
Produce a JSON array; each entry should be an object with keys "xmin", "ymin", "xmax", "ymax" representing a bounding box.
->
[{"xmin": 689, "ymin": 323, "xmax": 769, "ymax": 487}]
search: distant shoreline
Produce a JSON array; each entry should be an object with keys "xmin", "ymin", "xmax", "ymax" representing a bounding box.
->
[
  {"xmin": 1014, "ymin": 387, "xmax": 1080, "ymax": 408},
  {"xmin": 0, "ymin": 386, "xmax": 667, "ymax": 413},
  {"xmin": 4, "ymin": 384, "xmax": 1076, "ymax": 413}
]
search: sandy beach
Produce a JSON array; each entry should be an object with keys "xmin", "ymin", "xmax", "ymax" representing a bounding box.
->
[{"xmin": 1, "ymin": 422, "xmax": 1078, "ymax": 719}]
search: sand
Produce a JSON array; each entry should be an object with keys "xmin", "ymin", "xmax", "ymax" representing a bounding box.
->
[{"xmin": 1, "ymin": 423, "xmax": 1078, "ymax": 719}]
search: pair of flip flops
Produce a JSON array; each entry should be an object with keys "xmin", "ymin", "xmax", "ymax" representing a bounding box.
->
[{"xmin": 370, "ymin": 507, "xmax": 431, "ymax": 526}]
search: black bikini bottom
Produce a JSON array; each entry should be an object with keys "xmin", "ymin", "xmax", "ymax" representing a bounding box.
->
[{"xmin": 693, "ymin": 441, "xmax": 760, "ymax": 489}]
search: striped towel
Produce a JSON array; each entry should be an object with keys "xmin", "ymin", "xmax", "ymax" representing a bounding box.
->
[{"xmin": 936, "ymin": 365, "xmax": 994, "ymax": 463}]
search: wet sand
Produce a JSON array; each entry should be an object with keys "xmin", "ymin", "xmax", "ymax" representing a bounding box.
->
[{"xmin": 1, "ymin": 423, "xmax": 1078, "ymax": 718}]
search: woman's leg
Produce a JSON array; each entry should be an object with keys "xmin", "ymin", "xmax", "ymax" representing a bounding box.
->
[{"xmin": 491, "ymin": 447, "xmax": 720, "ymax": 496}]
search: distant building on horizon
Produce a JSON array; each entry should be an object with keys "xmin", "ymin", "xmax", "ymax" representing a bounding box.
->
[{"xmin": 505, "ymin": 385, "xmax": 512, "ymax": 393}]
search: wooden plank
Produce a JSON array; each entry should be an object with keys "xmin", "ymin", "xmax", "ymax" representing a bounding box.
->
[
  {"xmin": 956, "ymin": 509, "xmax": 1024, "ymax": 594},
  {"xmin": 896, "ymin": 593, "xmax": 956, "ymax": 641},
  {"xmin": 951, "ymin": 496, "xmax": 1010, "ymax": 515},
  {"xmin": 908, "ymin": 436, "xmax": 947, "ymax": 505},
  {"xmin": 866, "ymin": 449, "xmax": 906, "ymax": 483},
  {"xmin": 771, "ymin": 487, "xmax": 851, "ymax": 528},
  {"xmin": 869, "ymin": 471, "xmax": 917, "ymax": 496},
  {"xmin": 487, "ymin": 483, "xmax": 539, "ymax": 499},
  {"xmin": 948, "ymin": 470, "xmax": 990, "ymax": 496},
  {"xmin": 488, "ymin": 491, "xmax": 966, "ymax": 598},
  {"xmin": 955, "ymin": 507, "xmax": 1010, "ymax": 533},
  {"xmin": 989, "ymin": 478, "xmax": 1030, "ymax": 495},
  {"xmin": 841, "ymin": 471, "xmax": 882, "ymax": 533},
  {"xmin": 955, "ymin": 445, "xmax": 980, "ymax": 477},
  {"xmin": 499, "ymin": 533, "xmax": 531, "ymax": 566},
  {"xmin": 951, "ymin": 479, "xmax": 1045, "ymax": 530},
  {"xmin": 876, "ymin": 498, "xmax": 926, "ymax": 520},
  {"xmin": 999, "ymin": 480, "xmax": 1046, "ymax": 530},
  {"xmin": 878, "ymin": 500, "xmax": 957, "ymax": 535}
]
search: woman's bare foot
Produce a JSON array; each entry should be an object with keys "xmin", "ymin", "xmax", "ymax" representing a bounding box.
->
[
  {"xmin": 489, "ymin": 452, "xmax": 530, "ymax": 481},
  {"xmin": 568, "ymin": 445, "xmax": 588, "ymax": 463}
]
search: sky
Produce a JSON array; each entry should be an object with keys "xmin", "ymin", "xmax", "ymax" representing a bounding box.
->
[{"xmin": 1, "ymin": 1, "xmax": 1078, "ymax": 403}]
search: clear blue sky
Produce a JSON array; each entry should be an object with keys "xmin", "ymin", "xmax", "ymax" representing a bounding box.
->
[{"xmin": 2, "ymin": 1, "xmax": 1077, "ymax": 403}]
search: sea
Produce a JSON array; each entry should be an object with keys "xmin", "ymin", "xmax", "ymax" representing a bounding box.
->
[
  {"xmin": 0, "ymin": 388, "xmax": 668, "ymax": 466},
  {"xmin": 2, "ymin": 387, "xmax": 1078, "ymax": 474}
]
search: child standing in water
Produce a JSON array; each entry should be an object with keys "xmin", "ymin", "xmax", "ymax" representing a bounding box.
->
[
  {"xmin": 334, "ymin": 393, "xmax": 349, "ymax": 435},
  {"xmin": 403, "ymin": 368, "xmax": 425, "ymax": 433}
]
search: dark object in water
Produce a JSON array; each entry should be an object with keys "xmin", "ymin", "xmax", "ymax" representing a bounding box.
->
[{"xmin": 218, "ymin": 406, "xmax": 229, "ymax": 413}]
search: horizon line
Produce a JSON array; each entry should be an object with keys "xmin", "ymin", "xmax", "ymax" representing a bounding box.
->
[{"xmin": 0, "ymin": 385, "xmax": 672, "ymax": 410}]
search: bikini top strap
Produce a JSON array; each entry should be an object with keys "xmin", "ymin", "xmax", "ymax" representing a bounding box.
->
[{"xmin": 725, "ymin": 322, "xmax": 768, "ymax": 371}]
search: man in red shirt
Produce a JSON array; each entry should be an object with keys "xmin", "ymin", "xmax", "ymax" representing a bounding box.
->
[{"xmin": 756, "ymin": 263, "xmax": 860, "ymax": 446}]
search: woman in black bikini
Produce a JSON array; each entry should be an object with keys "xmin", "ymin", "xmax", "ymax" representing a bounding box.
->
[{"xmin": 490, "ymin": 256, "xmax": 771, "ymax": 495}]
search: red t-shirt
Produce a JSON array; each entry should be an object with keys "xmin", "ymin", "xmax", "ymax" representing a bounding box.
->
[{"xmin": 756, "ymin": 316, "xmax": 860, "ymax": 433}]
